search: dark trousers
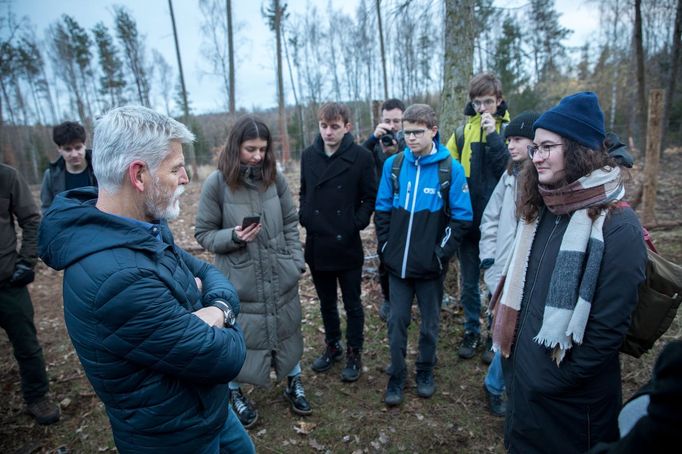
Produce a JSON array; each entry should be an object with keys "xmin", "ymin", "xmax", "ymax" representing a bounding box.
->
[
  {"xmin": 310, "ymin": 267, "xmax": 364, "ymax": 350},
  {"xmin": 459, "ymin": 231, "xmax": 482, "ymax": 334},
  {"xmin": 378, "ymin": 258, "xmax": 390, "ymax": 301},
  {"xmin": 0, "ymin": 285, "xmax": 49, "ymax": 404},
  {"xmin": 388, "ymin": 273, "xmax": 444, "ymax": 378}
]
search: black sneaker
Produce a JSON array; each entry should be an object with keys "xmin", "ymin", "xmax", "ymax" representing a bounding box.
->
[
  {"xmin": 384, "ymin": 374, "xmax": 404, "ymax": 406},
  {"xmin": 340, "ymin": 347, "xmax": 362, "ymax": 382},
  {"xmin": 458, "ymin": 331, "xmax": 481, "ymax": 359},
  {"xmin": 481, "ymin": 335, "xmax": 494, "ymax": 365},
  {"xmin": 26, "ymin": 396, "xmax": 60, "ymax": 425},
  {"xmin": 230, "ymin": 388, "xmax": 258, "ymax": 428},
  {"xmin": 415, "ymin": 370, "xmax": 435, "ymax": 398},
  {"xmin": 311, "ymin": 340, "xmax": 343, "ymax": 372},
  {"xmin": 379, "ymin": 300, "xmax": 390, "ymax": 322},
  {"xmin": 284, "ymin": 375, "xmax": 312, "ymax": 416},
  {"xmin": 483, "ymin": 383, "xmax": 506, "ymax": 417}
]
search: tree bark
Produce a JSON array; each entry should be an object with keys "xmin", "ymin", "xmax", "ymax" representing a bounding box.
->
[
  {"xmin": 662, "ymin": 0, "xmax": 681, "ymax": 153},
  {"xmin": 440, "ymin": 0, "xmax": 475, "ymax": 142},
  {"xmin": 634, "ymin": 0, "xmax": 647, "ymax": 146},
  {"xmin": 226, "ymin": 0, "xmax": 236, "ymax": 116},
  {"xmin": 274, "ymin": 0, "xmax": 290, "ymax": 165},
  {"xmin": 375, "ymin": 0, "xmax": 388, "ymax": 99},
  {"xmin": 168, "ymin": 0, "xmax": 197, "ymax": 176},
  {"xmin": 641, "ymin": 89, "xmax": 664, "ymax": 226}
]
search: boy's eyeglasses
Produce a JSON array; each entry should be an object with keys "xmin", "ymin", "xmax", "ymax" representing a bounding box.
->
[
  {"xmin": 404, "ymin": 129, "xmax": 426, "ymax": 138},
  {"xmin": 527, "ymin": 143, "xmax": 562, "ymax": 159},
  {"xmin": 472, "ymin": 98, "xmax": 497, "ymax": 109}
]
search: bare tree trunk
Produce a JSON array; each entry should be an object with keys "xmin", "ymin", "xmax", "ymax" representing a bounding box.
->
[
  {"xmin": 375, "ymin": 0, "xmax": 388, "ymax": 99},
  {"xmin": 226, "ymin": 0, "xmax": 236, "ymax": 116},
  {"xmin": 274, "ymin": 0, "xmax": 290, "ymax": 165},
  {"xmin": 642, "ymin": 89, "xmax": 664, "ymax": 225},
  {"xmin": 168, "ymin": 0, "xmax": 197, "ymax": 176},
  {"xmin": 440, "ymin": 0, "xmax": 475, "ymax": 141},
  {"xmin": 284, "ymin": 29, "xmax": 306, "ymax": 150},
  {"xmin": 634, "ymin": 0, "xmax": 647, "ymax": 146},
  {"xmin": 662, "ymin": 0, "xmax": 681, "ymax": 153}
]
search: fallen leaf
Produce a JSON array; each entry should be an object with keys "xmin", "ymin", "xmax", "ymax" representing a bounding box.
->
[{"xmin": 294, "ymin": 421, "xmax": 317, "ymax": 435}]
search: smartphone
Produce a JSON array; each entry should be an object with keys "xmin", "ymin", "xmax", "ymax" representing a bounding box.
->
[{"xmin": 241, "ymin": 216, "xmax": 261, "ymax": 229}]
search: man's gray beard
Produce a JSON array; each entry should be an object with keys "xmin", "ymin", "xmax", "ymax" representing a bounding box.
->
[{"xmin": 144, "ymin": 178, "xmax": 185, "ymax": 221}]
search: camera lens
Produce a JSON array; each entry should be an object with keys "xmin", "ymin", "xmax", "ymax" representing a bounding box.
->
[{"xmin": 381, "ymin": 133, "xmax": 395, "ymax": 146}]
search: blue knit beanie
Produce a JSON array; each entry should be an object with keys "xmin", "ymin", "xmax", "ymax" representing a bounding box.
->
[{"xmin": 533, "ymin": 92, "xmax": 605, "ymax": 150}]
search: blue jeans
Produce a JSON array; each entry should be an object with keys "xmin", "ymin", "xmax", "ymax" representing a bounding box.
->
[
  {"xmin": 199, "ymin": 406, "xmax": 255, "ymax": 454},
  {"xmin": 459, "ymin": 234, "xmax": 481, "ymax": 334},
  {"xmin": 484, "ymin": 351, "xmax": 504, "ymax": 396}
]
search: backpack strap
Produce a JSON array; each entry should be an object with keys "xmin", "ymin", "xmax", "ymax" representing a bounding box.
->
[
  {"xmin": 390, "ymin": 152, "xmax": 405, "ymax": 198},
  {"xmin": 455, "ymin": 124, "xmax": 465, "ymax": 153},
  {"xmin": 438, "ymin": 156, "xmax": 452, "ymax": 218}
]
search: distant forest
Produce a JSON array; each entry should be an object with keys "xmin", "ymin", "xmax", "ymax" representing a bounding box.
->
[{"xmin": 1, "ymin": 0, "xmax": 680, "ymax": 183}]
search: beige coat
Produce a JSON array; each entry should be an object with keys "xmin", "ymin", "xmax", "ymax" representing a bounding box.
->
[{"xmin": 195, "ymin": 170, "xmax": 304, "ymax": 387}]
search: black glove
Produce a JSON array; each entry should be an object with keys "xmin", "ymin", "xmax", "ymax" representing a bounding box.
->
[
  {"xmin": 10, "ymin": 261, "xmax": 35, "ymax": 287},
  {"xmin": 480, "ymin": 258, "xmax": 494, "ymax": 270}
]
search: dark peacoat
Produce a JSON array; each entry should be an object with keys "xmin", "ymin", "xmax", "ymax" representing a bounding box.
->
[{"xmin": 299, "ymin": 133, "xmax": 377, "ymax": 271}]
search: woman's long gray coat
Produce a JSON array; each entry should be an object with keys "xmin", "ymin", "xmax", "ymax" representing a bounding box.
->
[{"xmin": 195, "ymin": 170, "xmax": 304, "ymax": 387}]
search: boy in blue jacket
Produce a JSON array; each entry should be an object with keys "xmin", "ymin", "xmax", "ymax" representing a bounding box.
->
[{"xmin": 375, "ymin": 104, "xmax": 473, "ymax": 406}]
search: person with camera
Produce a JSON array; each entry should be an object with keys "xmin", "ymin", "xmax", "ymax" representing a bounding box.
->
[
  {"xmin": 363, "ymin": 98, "xmax": 406, "ymax": 323},
  {"xmin": 445, "ymin": 72, "xmax": 510, "ymax": 362},
  {"xmin": 1, "ymin": 164, "xmax": 60, "ymax": 426},
  {"xmin": 195, "ymin": 115, "xmax": 310, "ymax": 428}
]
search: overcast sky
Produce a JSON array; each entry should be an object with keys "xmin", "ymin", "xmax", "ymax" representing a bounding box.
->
[{"xmin": 12, "ymin": 0, "xmax": 598, "ymax": 115}]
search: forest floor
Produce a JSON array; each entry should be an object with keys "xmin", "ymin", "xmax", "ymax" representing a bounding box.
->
[{"xmin": 1, "ymin": 148, "xmax": 682, "ymax": 453}]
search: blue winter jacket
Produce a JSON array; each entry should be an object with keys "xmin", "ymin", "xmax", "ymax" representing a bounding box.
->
[
  {"xmin": 38, "ymin": 187, "xmax": 246, "ymax": 453},
  {"xmin": 375, "ymin": 142, "xmax": 473, "ymax": 279}
]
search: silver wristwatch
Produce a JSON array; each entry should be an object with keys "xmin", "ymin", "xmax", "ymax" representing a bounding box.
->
[{"xmin": 211, "ymin": 299, "xmax": 236, "ymax": 328}]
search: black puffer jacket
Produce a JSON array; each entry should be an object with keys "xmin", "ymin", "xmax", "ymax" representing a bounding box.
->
[{"xmin": 502, "ymin": 206, "xmax": 646, "ymax": 454}]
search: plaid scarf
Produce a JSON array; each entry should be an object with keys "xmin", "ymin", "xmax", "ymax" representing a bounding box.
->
[{"xmin": 492, "ymin": 167, "xmax": 624, "ymax": 364}]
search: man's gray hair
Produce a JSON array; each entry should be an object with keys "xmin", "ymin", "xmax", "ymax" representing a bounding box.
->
[{"xmin": 92, "ymin": 105, "xmax": 195, "ymax": 192}]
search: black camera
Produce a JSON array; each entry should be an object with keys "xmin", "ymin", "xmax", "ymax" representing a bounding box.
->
[{"xmin": 381, "ymin": 132, "xmax": 396, "ymax": 147}]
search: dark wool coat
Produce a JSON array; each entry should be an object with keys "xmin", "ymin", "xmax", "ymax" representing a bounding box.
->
[
  {"xmin": 38, "ymin": 187, "xmax": 245, "ymax": 454},
  {"xmin": 502, "ymin": 206, "xmax": 647, "ymax": 454},
  {"xmin": 299, "ymin": 133, "xmax": 377, "ymax": 271}
]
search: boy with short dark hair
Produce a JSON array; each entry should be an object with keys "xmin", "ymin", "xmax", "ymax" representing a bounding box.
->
[
  {"xmin": 41, "ymin": 121, "xmax": 97, "ymax": 211},
  {"xmin": 375, "ymin": 104, "xmax": 473, "ymax": 406},
  {"xmin": 445, "ymin": 72, "xmax": 511, "ymax": 360},
  {"xmin": 299, "ymin": 102, "xmax": 377, "ymax": 383}
]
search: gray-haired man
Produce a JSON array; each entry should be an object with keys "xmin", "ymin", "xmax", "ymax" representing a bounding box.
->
[{"xmin": 39, "ymin": 106, "xmax": 253, "ymax": 453}]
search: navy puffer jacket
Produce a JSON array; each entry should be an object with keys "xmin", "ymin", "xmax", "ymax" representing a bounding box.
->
[{"xmin": 39, "ymin": 187, "xmax": 246, "ymax": 453}]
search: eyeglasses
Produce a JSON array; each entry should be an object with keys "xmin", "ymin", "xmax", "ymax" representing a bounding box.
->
[
  {"xmin": 527, "ymin": 142, "xmax": 563, "ymax": 160},
  {"xmin": 472, "ymin": 98, "xmax": 497, "ymax": 109},
  {"xmin": 403, "ymin": 129, "xmax": 426, "ymax": 138}
]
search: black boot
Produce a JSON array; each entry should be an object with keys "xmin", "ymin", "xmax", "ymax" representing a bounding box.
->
[
  {"xmin": 311, "ymin": 340, "xmax": 343, "ymax": 373},
  {"xmin": 340, "ymin": 347, "xmax": 362, "ymax": 382},
  {"xmin": 384, "ymin": 371, "xmax": 405, "ymax": 406},
  {"xmin": 230, "ymin": 387, "xmax": 258, "ymax": 428},
  {"xmin": 284, "ymin": 375, "xmax": 312, "ymax": 415}
]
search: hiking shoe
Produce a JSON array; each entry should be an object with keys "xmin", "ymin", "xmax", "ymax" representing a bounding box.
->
[
  {"xmin": 311, "ymin": 340, "xmax": 343, "ymax": 372},
  {"xmin": 230, "ymin": 388, "xmax": 258, "ymax": 428},
  {"xmin": 26, "ymin": 396, "xmax": 60, "ymax": 425},
  {"xmin": 340, "ymin": 347, "xmax": 362, "ymax": 382},
  {"xmin": 483, "ymin": 384, "xmax": 506, "ymax": 417},
  {"xmin": 379, "ymin": 300, "xmax": 390, "ymax": 322},
  {"xmin": 415, "ymin": 370, "xmax": 435, "ymax": 398},
  {"xmin": 284, "ymin": 375, "xmax": 312, "ymax": 416},
  {"xmin": 481, "ymin": 335, "xmax": 494, "ymax": 365},
  {"xmin": 384, "ymin": 374, "xmax": 405, "ymax": 406},
  {"xmin": 458, "ymin": 331, "xmax": 481, "ymax": 359}
]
